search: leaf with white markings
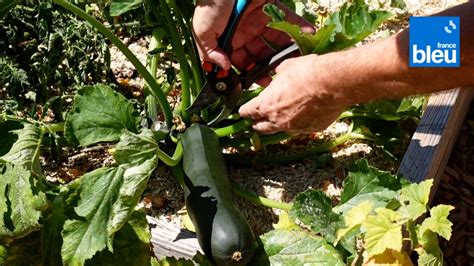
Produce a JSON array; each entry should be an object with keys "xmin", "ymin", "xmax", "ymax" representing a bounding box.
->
[
  {"xmin": 65, "ymin": 84, "xmax": 140, "ymax": 147},
  {"xmin": 1, "ymin": 123, "xmax": 43, "ymax": 175},
  {"xmin": 0, "ymin": 162, "xmax": 47, "ymax": 243},
  {"xmin": 252, "ymin": 229, "xmax": 344, "ymax": 265},
  {"xmin": 334, "ymin": 159, "xmax": 405, "ymax": 214},
  {"xmin": 290, "ymin": 189, "xmax": 343, "ymax": 243},
  {"xmin": 61, "ymin": 130, "xmax": 158, "ymax": 265}
]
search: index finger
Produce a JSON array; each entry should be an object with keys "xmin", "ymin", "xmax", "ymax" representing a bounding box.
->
[{"xmin": 238, "ymin": 97, "xmax": 265, "ymax": 120}]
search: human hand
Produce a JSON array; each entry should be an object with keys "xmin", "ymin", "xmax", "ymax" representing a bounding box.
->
[
  {"xmin": 239, "ymin": 54, "xmax": 350, "ymax": 134},
  {"xmin": 193, "ymin": 0, "xmax": 313, "ymax": 83}
]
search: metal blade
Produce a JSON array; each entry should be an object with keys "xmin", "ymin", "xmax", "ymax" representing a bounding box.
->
[
  {"xmin": 207, "ymin": 82, "xmax": 242, "ymax": 126},
  {"xmin": 186, "ymin": 82, "xmax": 220, "ymax": 113}
]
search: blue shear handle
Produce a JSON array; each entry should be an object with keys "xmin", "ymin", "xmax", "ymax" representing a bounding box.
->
[{"xmin": 219, "ymin": 0, "xmax": 249, "ymax": 55}]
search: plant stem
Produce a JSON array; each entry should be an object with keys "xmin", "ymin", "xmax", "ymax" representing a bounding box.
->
[
  {"xmin": 1, "ymin": 113, "xmax": 65, "ymax": 133},
  {"xmin": 225, "ymin": 132, "xmax": 368, "ymax": 166},
  {"xmin": 168, "ymin": 0, "xmax": 203, "ymax": 97},
  {"xmin": 52, "ymin": 0, "xmax": 173, "ymax": 128},
  {"xmin": 233, "ymin": 186, "xmax": 293, "ymax": 211},
  {"xmin": 44, "ymin": 123, "xmax": 65, "ymax": 133},
  {"xmin": 105, "ymin": 21, "xmax": 142, "ymax": 30},
  {"xmin": 158, "ymin": 0, "xmax": 191, "ymax": 123},
  {"xmin": 213, "ymin": 119, "xmax": 253, "ymax": 137},
  {"xmin": 220, "ymin": 132, "xmax": 290, "ymax": 148},
  {"xmin": 338, "ymin": 110, "xmax": 401, "ymax": 121},
  {"xmin": 156, "ymin": 142, "xmax": 183, "ymax": 166},
  {"xmin": 145, "ymin": 30, "xmax": 162, "ymax": 121},
  {"xmin": 238, "ymin": 88, "xmax": 264, "ymax": 106}
]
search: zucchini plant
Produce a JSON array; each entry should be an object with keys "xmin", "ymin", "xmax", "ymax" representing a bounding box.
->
[{"xmin": 0, "ymin": 0, "xmax": 448, "ymax": 265}]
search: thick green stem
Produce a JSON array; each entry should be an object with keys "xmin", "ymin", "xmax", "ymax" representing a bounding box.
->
[
  {"xmin": 156, "ymin": 142, "xmax": 183, "ymax": 166},
  {"xmin": 145, "ymin": 30, "xmax": 162, "ymax": 121},
  {"xmin": 1, "ymin": 113, "xmax": 65, "ymax": 133},
  {"xmin": 52, "ymin": 0, "xmax": 173, "ymax": 127},
  {"xmin": 233, "ymin": 186, "xmax": 293, "ymax": 211},
  {"xmin": 225, "ymin": 132, "xmax": 369, "ymax": 167},
  {"xmin": 44, "ymin": 123, "xmax": 65, "ymax": 133},
  {"xmin": 213, "ymin": 119, "xmax": 253, "ymax": 137},
  {"xmin": 105, "ymin": 21, "xmax": 142, "ymax": 30},
  {"xmin": 238, "ymin": 88, "xmax": 264, "ymax": 106},
  {"xmin": 338, "ymin": 110, "xmax": 400, "ymax": 121},
  {"xmin": 169, "ymin": 0, "xmax": 203, "ymax": 97},
  {"xmin": 158, "ymin": 0, "xmax": 191, "ymax": 123},
  {"xmin": 220, "ymin": 132, "xmax": 290, "ymax": 148}
]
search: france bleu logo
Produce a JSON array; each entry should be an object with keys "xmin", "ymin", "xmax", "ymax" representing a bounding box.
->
[{"xmin": 409, "ymin": 16, "xmax": 460, "ymax": 67}]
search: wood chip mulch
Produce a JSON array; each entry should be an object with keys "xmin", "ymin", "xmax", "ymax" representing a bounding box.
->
[{"xmin": 432, "ymin": 101, "xmax": 474, "ymax": 265}]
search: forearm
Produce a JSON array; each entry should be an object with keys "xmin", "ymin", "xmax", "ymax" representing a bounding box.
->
[{"xmin": 320, "ymin": 1, "xmax": 474, "ymax": 106}]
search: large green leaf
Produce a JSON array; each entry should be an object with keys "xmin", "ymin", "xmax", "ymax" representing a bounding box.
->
[
  {"xmin": 264, "ymin": 4, "xmax": 335, "ymax": 55},
  {"xmin": 1, "ymin": 123, "xmax": 43, "ymax": 175},
  {"xmin": 252, "ymin": 229, "xmax": 344, "ymax": 265},
  {"xmin": 416, "ymin": 229, "xmax": 443, "ymax": 266},
  {"xmin": 290, "ymin": 189, "xmax": 343, "ymax": 243},
  {"xmin": 114, "ymin": 129, "xmax": 158, "ymax": 167},
  {"xmin": 109, "ymin": 130, "xmax": 159, "ymax": 234},
  {"xmin": 334, "ymin": 159, "xmax": 405, "ymax": 214},
  {"xmin": 267, "ymin": 20, "xmax": 336, "ymax": 55},
  {"xmin": 41, "ymin": 184, "xmax": 81, "ymax": 266},
  {"xmin": 363, "ymin": 208, "xmax": 402, "ymax": 257},
  {"xmin": 86, "ymin": 210, "xmax": 152, "ymax": 265},
  {"xmin": 265, "ymin": 0, "xmax": 392, "ymax": 55},
  {"xmin": 336, "ymin": 201, "xmax": 373, "ymax": 243},
  {"xmin": 398, "ymin": 179, "xmax": 433, "ymax": 220},
  {"xmin": 42, "ymin": 196, "xmax": 68, "ymax": 266},
  {"xmin": 61, "ymin": 167, "xmax": 123, "ymax": 265},
  {"xmin": 0, "ymin": 0, "xmax": 20, "ymax": 19},
  {"xmin": 324, "ymin": 0, "xmax": 393, "ymax": 51},
  {"xmin": 0, "ymin": 163, "xmax": 47, "ymax": 244},
  {"xmin": 110, "ymin": 0, "xmax": 144, "ymax": 17},
  {"xmin": 61, "ymin": 134, "xmax": 157, "ymax": 265},
  {"xmin": 65, "ymin": 84, "xmax": 140, "ymax": 147},
  {"xmin": 418, "ymin": 204, "xmax": 454, "ymax": 241}
]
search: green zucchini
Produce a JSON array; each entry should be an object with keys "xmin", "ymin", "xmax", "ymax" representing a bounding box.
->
[{"xmin": 181, "ymin": 124, "xmax": 256, "ymax": 265}]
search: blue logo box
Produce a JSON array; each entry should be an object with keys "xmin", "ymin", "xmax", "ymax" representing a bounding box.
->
[{"xmin": 409, "ymin": 16, "xmax": 460, "ymax": 67}]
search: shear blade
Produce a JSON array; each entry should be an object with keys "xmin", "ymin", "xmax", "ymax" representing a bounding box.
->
[
  {"xmin": 186, "ymin": 82, "xmax": 219, "ymax": 113},
  {"xmin": 207, "ymin": 82, "xmax": 243, "ymax": 126}
]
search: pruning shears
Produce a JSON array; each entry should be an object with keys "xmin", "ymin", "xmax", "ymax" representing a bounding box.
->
[{"xmin": 186, "ymin": 0, "xmax": 300, "ymax": 125}]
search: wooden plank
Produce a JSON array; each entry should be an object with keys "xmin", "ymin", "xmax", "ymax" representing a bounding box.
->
[
  {"xmin": 149, "ymin": 88, "xmax": 473, "ymax": 259},
  {"xmin": 398, "ymin": 88, "xmax": 473, "ymax": 201},
  {"xmin": 147, "ymin": 216, "xmax": 202, "ymax": 260}
]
